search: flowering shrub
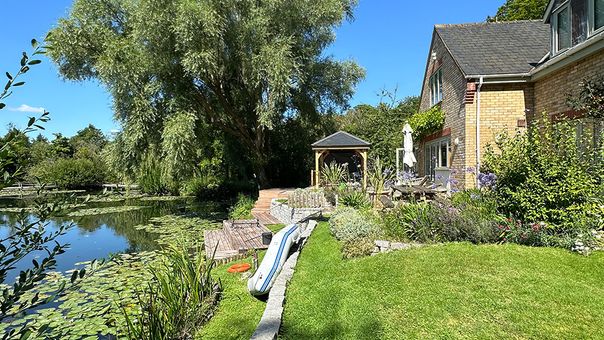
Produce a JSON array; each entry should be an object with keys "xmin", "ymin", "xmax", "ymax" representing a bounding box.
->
[{"xmin": 482, "ymin": 115, "xmax": 603, "ymax": 230}]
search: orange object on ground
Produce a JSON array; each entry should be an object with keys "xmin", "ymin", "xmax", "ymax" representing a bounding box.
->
[{"xmin": 227, "ymin": 263, "xmax": 251, "ymax": 273}]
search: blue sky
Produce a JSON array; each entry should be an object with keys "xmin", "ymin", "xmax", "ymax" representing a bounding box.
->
[{"xmin": 0, "ymin": 0, "xmax": 501, "ymax": 138}]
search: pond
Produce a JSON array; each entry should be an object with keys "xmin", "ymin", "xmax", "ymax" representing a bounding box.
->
[
  {"xmin": 0, "ymin": 195, "xmax": 228, "ymax": 287},
  {"xmin": 0, "ymin": 193, "xmax": 232, "ymax": 338}
]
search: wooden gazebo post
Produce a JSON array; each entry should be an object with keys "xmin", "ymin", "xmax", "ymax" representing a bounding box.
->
[{"xmin": 311, "ymin": 131, "xmax": 371, "ymax": 189}]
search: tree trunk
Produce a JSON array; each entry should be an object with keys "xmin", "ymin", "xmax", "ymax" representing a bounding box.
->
[{"xmin": 251, "ymin": 126, "xmax": 271, "ymax": 189}]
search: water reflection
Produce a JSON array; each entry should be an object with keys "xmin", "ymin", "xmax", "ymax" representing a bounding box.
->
[{"xmin": 0, "ymin": 196, "xmax": 228, "ymax": 281}]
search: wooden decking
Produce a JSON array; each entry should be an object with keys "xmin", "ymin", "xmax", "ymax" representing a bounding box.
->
[
  {"xmin": 204, "ymin": 219, "xmax": 271, "ymax": 260},
  {"xmin": 251, "ymin": 188, "xmax": 293, "ymax": 225},
  {"xmin": 205, "ymin": 189, "xmax": 294, "ymax": 261}
]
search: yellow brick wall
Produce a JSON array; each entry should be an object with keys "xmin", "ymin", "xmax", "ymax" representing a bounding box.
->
[
  {"xmin": 534, "ymin": 49, "xmax": 604, "ymax": 117},
  {"xmin": 464, "ymin": 84, "xmax": 532, "ymax": 187}
]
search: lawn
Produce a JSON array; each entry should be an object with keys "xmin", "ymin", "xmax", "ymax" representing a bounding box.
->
[
  {"xmin": 198, "ymin": 254, "xmax": 266, "ymax": 339},
  {"xmin": 281, "ymin": 222, "xmax": 604, "ymax": 339}
]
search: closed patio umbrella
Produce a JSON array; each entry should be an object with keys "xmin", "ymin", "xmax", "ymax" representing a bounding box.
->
[{"xmin": 402, "ymin": 123, "xmax": 416, "ymax": 168}]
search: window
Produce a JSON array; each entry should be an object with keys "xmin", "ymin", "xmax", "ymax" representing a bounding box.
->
[
  {"xmin": 595, "ymin": 0, "xmax": 604, "ymax": 31},
  {"xmin": 424, "ymin": 137, "xmax": 450, "ymax": 179},
  {"xmin": 572, "ymin": 0, "xmax": 588, "ymax": 44},
  {"xmin": 556, "ymin": 5, "xmax": 572, "ymax": 52},
  {"xmin": 429, "ymin": 69, "xmax": 443, "ymax": 106}
]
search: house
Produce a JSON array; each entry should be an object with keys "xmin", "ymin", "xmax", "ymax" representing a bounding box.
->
[{"xmin": 417, "ymin": 0, "xmax": 604, "ymax": 188}]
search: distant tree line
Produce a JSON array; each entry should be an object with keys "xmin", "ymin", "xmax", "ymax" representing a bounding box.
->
[{"xmin": 1, "ymin": 124, "xmax": 111, "ymax": 189}]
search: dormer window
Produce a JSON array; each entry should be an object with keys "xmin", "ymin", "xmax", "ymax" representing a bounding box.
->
[
  {"xmin": 593, "ymin": 0, "xmax": 604, "ymax": 31},
  {"xmin": 551, "ymin": 0, "xmax": 604, "ymax": 55},
  {"xmin": 555, "ymin": 4, "xmax": 572, "ymax": 52}
]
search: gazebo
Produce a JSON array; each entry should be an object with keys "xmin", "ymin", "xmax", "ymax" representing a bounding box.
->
[{"xmin": 311, "ymin": 131, "xmax": 370, "ymax": 189}]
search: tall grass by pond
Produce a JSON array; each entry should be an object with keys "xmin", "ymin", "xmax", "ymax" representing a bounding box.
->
[{"xmin": 124, "ymin": 246, "xmax": 221, "ymax": 339}]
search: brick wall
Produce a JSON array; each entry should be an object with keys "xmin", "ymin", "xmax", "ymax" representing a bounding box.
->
[
  {"xmin": 464, "ymin": 83, "xmax": 532, "ymax": 186},
  {"xmin": 418, "ymin": 30, "xmax": 468, "ymax": 187},
  {"xmin": 534, "ymin": 49, "xmax": 604, "ymax": 118}
]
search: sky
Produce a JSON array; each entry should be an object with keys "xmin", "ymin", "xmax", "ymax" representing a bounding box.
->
[{"xmin": 0, "ymin": 0, "xmax": 502, "ymax": 138}]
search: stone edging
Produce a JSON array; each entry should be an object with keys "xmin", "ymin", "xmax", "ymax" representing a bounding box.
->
[
  {"xmin": 250, "ymin": 220, "xmax": 318, "ymax": 340},
  {"xmin": 269, "ymin": 199, "xmax": 323, "ymax": 225}
]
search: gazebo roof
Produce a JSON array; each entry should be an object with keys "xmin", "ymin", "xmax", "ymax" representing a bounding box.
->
[{"xmin": 311, "ymin": 131, "xmax": 371, "ymax": 150}]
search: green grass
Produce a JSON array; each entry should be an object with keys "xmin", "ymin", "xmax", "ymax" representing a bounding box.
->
[
  {"xmin": 281, "ymin": 222, "xmax": 604, "ymax": 339},
  {"xmin": 266, "ymin": 223, "xmax": 286, "ymax": 233},
  {"xmin": 198, "ymin": 254, "xmax": 266, "ymax": 339}
]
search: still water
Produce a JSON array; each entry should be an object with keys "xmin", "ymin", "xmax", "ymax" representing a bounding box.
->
[{"xmin": 0, "ymin": 196, "xmax": 227, "ymax": 281}]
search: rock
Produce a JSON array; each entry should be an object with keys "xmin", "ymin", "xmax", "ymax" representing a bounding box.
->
[{"xmin": 374, "ymin": 240, "xmax": 390, "ymax": 249}]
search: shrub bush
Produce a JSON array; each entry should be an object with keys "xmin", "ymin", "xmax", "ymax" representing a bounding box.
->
[
  {"xmin": 29, "ymin": 158, "xmax": 106, "ymax": 189},
  {"xmin": 338, "ymin": 191, "xmax": 371, "ymax": 210},
  {"xmin": 379, "ymin": 196, "xmax": 501, "ymax": 244},
  {"xmin": 181, "ymin": 176, "xmax": 257, "ymax": 200},
  {"xmin": 482, "ymin": 115, "xmax": 603, "ymax": 233},
  {"xmin": 228, "ymin": 194, "xmax": 255, "ymax": 220},
  {"xmin": 329, "ymin": 207, "xmax": 379, "ymax": 258}
]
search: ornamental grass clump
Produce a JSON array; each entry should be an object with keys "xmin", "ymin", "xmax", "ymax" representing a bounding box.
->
[{"xmin": 123, "ymin": 246, "xmax": 221, "ymax": 339}]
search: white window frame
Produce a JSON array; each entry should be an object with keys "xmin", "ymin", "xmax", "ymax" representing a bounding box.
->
[
  {"xmin": 429, "ymin": 68, "xmax": 443, "ymax": 107},
  {"xmin": 552, "ymin": 1, "xmax": 572, "ymax": 55},
  {"xmin": 589, "ymin": 0, "xmax": 604, "ymax": 35},
  {"xmin": 424, "ymin": 136, "xmax": 450, "ymax": 179}
]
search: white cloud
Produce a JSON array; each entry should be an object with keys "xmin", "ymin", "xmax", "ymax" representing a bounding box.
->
[{"xmin": 8, "ymin": 104, "xmax": 46, "ymax": 114}]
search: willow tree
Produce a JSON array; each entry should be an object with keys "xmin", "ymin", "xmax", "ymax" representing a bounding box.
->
[{"xmin": 47, "ymin": 0, "xmax": 364, "ymax": 187}]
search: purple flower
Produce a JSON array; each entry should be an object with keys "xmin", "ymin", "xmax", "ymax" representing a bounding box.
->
[
  {"xmin": 478, "ymin": 172, "xmax": 497, "ymax": 189},
  {"xmin": 465, "ymin": 166, "xmax": 476, "ymax": 174}
]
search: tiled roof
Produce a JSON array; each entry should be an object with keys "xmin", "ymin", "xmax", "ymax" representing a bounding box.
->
[
  {"xmin": 435, "ymin": 20, "xmax": 551, "ymax": 76},
  {"xmin": 311, "ymin": 131, "xmax": 370, "ymax": 149}
]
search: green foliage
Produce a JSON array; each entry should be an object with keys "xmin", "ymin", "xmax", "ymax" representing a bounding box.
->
[
  {"xmin": 228, "ymin": 194, "xmax": 255, "ymax": 220},
  {"xmin": 569, "ymin": 76, "xmax": 604, "ymax": 119},
  {"xmin": 408, "ymin": 106, "xmax": 445, "ymax": 141},
  {"xmin": 137, "ymin": 152, "xmax": 169, "ymax": 195},
  {"xmin": 482, "ymin": 115, "xmax": 603, "ymax": 231},
  {"xmin": 329, "ymin": 207, "xmax": 379, "ymax": 258},
  {"xmin": 321, "ymin": 161, "xmax": 348, "ymax": 187},
  {"xmin": 123, "ymin": 246, "xmax": 220, "ymax": 340},
  {"xmin": 380, "ymin": 202, "xmax": 439, "ymax": 242},
  {"xmin": 161, "ymin": 112, "xmax": 201, "ymax": 186},
  {"xmin": 488, "ymin": 0, "xmax": 549, "ymax": 21},
  {"xmin": 70, "ymin": 124, "xmax": 107, "ymax": 152},
  {"xmin": 338, "ymin": 190, "xmax": 371, "ymax": 210},
  {"xmin": 367, "ymin": 157, "xmax": 394, "ymax": 207},
  {"xmin": 379, "ymin": 194, "xmax": 502, "ymax": 244},
  {"xmin": 47, "ymin": 0, "xmax": 364, "ymax": 187},
  {"xmin": 30, "ymin": 158, "xmax": 106, "ymax": 189},
  {"xmin": 338, "ymin": 95, "xmax": 420, "ymax": 167}
]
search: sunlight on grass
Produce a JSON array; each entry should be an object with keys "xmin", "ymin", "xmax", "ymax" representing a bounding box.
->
[
  {"xmin": 199, "ymin": 253, "xmax": 266, "ymax": 339},
  {"xmin": 281, "ymin": 222, "xmax": 604, "ymax": 339}
]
